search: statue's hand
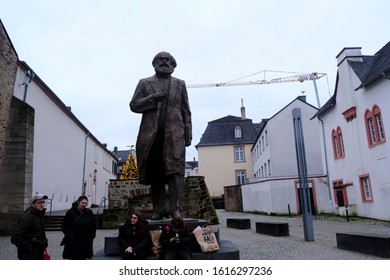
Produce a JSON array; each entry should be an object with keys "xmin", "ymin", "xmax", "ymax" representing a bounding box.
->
[{"xmin": 153, "ymin": 92, "xmax": 166, "ymax": 102}]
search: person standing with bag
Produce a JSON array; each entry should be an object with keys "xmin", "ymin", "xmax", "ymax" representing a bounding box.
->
[
  {"xmin": 61, "ymin": 195, "xmax": 96, "ymax": 260},
  {"xmin": 11, "ymin": 193, "xmax": 49, "ymax": 260}
]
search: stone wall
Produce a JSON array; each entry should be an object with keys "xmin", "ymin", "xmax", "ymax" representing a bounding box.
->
[
  {"xmin": 108, "ymin": 180, "xmax": 152, "ymax": 210},
  {"xmin": 224, "ymin": 185, "xmax": 243, "ymax": 212},
  {"xmin": 103, "ymin": 176, "xmax": 219, "ymax": 229},
  {"xmin": 186, "ymin": 176, "xmax": 219, "ymax": 223},
  {"xmin": 0, "ymin": 97, "xmax": 35, "ymax": 235},
  {"xmin": 0, "ymin": 20, "xmax": 18, "ymax": 165}
]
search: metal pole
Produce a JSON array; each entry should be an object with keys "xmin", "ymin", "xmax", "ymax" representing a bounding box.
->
[
  {"xmin": 318, "ymin": 117, "xmax": 335, "ymax": 213},
  {"xmin": 311, "ymin": 74, "xmax": 321, "ymax": 108},
  {"xmin": 82, "ymin": 132, "xmax": 90, "ymax": 194},
  {"xmin": 292, "ymin": 108, "xmax": 315, "ymax": 241}
]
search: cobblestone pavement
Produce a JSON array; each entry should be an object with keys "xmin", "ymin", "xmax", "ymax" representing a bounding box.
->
[
  {"xmin": 1, "ymin": 210, "xmax": 389, "ymax": 260},
  {"xmin": 216, "ymin": 210, "xmax": 390, "ymax": 260}
]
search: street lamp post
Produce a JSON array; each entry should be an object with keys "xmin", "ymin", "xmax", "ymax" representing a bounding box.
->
[{"xmin": 292, "ymin": 108, "xmax": 314, "ymax": 241}]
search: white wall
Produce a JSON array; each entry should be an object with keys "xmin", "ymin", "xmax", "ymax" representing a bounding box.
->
[
  {"xmin": 319, "ymin": 54, "xmax": 390, "ymax": 220},
  {"xmin": 252, "ymin": 98, "xmax": 323, "ymax": 179},
  {"xmin": 13, "ymin": 66, "xmax": 116, "ymax": 211},
  {"xmin": 242, "ymin": 177, "xmax": 333, "ymax": 214}
]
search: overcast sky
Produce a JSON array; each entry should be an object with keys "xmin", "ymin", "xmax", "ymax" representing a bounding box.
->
[{"xmin": 1, "ymin": 0, "xmax": 389, "ymax": 161}]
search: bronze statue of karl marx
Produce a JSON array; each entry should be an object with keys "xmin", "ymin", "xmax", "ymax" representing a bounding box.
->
[{"xmin": 130, "ymin": 51, "xmax": 192, "ymax": 220}]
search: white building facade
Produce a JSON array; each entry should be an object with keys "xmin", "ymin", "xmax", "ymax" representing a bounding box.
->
[
  {"xmin": 315, "ymin": 43, "xmax": 390, "ymax": 220},
  {"xmin": 13, "ymin": 61, "xmax": 117, "ymax": 211},
  {"xmin": 251, "ymin": 96, "xmax": 324, "ymax": 179},
  {"xmin": 243, "ymin": 96, "xmax": 333, "ymax": 215}
]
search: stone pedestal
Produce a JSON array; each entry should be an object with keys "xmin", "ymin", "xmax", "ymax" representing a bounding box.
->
[{"xmin": 103, "ymin": 176, "xmax": 219, "ymax": 229}]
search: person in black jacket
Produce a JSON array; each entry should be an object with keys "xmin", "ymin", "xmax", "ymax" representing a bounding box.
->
[
  {"xmin": 11, "ymin": 193, "xmax": 48, "ymax": 260},
  {"xmin": 159, "ymin": 217, "xmax": 192, "ymax": 260},
  {"xmin": 61, "ymin": 195, "xmax": 96, "ymax": 260},
  {"xmin": 118, "ymin": 210, "xmax": 151, "ymax": 260}
]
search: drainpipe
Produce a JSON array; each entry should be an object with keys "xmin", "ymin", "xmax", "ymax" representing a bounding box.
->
[
  {"xmin": 22, "ymin": 69, "xmax": 35, "ymax": 102},
  {"xmin": 318, "ymin": 116, "xmax": 334, "ymax": 213},
  {"xmin": 82, "ymin": 131, "xmax": 90, "ymax": 195}
]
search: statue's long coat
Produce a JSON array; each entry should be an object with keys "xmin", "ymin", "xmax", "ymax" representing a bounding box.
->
[{"xmin": 130, "ymin": 75, "xmax": 192, "ymax": 185}]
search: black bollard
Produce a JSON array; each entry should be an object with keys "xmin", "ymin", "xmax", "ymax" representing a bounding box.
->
[
  {"xmin": 346, "ymin": 205, "xmax": 349, "ymax": 222},
  {"xmin": 288, "ymin": 204, "xmax": 291, "ymax": 217}
]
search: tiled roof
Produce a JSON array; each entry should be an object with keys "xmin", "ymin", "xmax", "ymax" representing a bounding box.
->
[
  {"xmin": 195, "ymin": 115, "xmax": 261, "ymax": 147},
  {"xmin": 112, "ymin": 150, "xmax": 131, "ymax": 163},
  {"xmin": 314, "ymin": 41, "xmax": 390, "ymax": 118},
  {"xmin": 185, "ymin": 161, "xmax": 198, "ymax": 168},
  {"xmin": 350, "ymin": 41, "xmax": 390, "ymax": 90}
]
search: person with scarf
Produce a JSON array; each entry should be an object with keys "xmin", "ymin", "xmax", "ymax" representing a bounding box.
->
[{"xmin": 61, "ymin": 195, "xmax": 96, "ymax": 260}]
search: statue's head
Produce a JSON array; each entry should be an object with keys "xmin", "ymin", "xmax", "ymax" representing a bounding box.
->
[{"xmin": 152, "ymin": 51, "xmax": 177, "ymax": 75}]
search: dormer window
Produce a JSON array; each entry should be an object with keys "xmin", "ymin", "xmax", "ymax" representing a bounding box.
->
[{"xmin": 234, "ymin": 125, "xmax": 242, "ymax": 138}]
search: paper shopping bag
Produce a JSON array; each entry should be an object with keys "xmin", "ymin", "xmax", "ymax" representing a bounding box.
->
[{"xmin": 193, "ymin": 225, "xmax": 219, "ymax": 253}]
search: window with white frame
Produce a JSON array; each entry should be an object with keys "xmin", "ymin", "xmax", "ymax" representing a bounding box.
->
[
  {"xmin": 94, "ymin": 144, "xmax": 98, "ymax": 164},
  {"xmin": 268, "ymin": 159, "xmax": 271, "ymax": 176},
  {"xmin": 234, "ymin": 146, "xmax": 245, "ymax": 162},
  {"xmin": 368, "ymin": 116, "xmax": 376, "ymax": 143},
  {"xmin": 339, "ymin": 132, "xmax": 345, "ymax": 156},
  {"xmin": 365, "ymin": 105, "xmax": 386, "ymax": 148},
  {"xmin": 376, "ymin": 113, "xmax": 385, "ymax": 141},
  {"xmin": 261, "ymin": 135, "xmax": 265, "ymax": 150},
  {"xmin": 234, "ymin": 125, "xmax": 242, "ymax": 138},
  {"xmin": 359, "ymin": 174, "xmax": 373, "ymax": 202},
  {"xmin": 235, "ymin": 170, "xmax": 246, "ymax": 185},
  {"xmin": 265, "ymin": 130, "xmax": 268, "ymax": 146}
]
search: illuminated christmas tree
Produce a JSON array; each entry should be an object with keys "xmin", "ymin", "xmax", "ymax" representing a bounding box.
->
[{"xmin": 120, "ymin": 153, "xmax": 139, "ymax": 180}]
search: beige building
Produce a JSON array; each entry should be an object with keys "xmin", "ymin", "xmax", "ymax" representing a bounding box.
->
[{"xmin": 196, "ymin": 111, "xmax": 263, "ymax": 198}]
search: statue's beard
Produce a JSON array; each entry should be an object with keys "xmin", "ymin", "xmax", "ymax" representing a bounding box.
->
[{"xmin": 154, "ymin": 64, "xmax": 175, "ymax": 75}]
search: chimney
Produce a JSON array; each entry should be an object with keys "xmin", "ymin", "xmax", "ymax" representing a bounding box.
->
[
  {"xmin": 240, "ymin": 98, "xmax": 246, "ymax": 119},
  {"xmin": 336, "ymin": 47, "xmax": 362, "ymax": 66},
  {"xmin": 298, "ymin": 95, "xmax": 306, "ymax": 102}
]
